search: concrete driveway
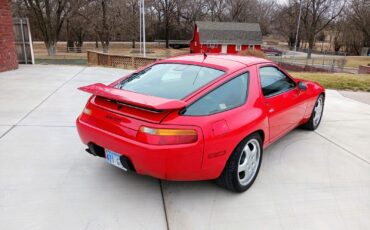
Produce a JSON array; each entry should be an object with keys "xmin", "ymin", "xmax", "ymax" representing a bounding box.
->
[{"xmin": 0, "ymin": 65, "xmax": 369, "ymax": 230}]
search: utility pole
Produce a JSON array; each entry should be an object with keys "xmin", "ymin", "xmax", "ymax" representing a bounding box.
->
[
  {"xmin": 294, "ymin": 0, "xmax": 303, "ymax": 52},
  {"xmin": 142, "ymin": 0, "xmax": 146, "ymax": 57},
  {"xmin": 139, "ymin": 0, "xmax": 142, "ymax": 55}
]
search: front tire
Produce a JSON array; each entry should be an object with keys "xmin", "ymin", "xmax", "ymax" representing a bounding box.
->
[
  {"xmin": 216, "ymin": 133, "xmax": 263, "ymax": 193},
  {"xmin": 301, "ymin": 94, "xmax": 325, "ymax": 130}
]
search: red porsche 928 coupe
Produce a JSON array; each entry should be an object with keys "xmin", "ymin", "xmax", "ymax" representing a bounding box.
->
[{"xmin": 76, "ymin": 54, "xmax": 325, "ymax": 192}]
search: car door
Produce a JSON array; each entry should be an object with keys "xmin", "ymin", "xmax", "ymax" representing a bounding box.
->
[
  {"xmin": 258, "ymin": 65, "xmax": 307, "ymax": 142},
  {"xmin": 182, "ymin": 72, "xmax": 250, "ymax": 170}
]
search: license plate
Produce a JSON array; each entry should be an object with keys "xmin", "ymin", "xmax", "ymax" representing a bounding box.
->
[{"xmin": 105, "ymin": 149, "xmax": 127, "ymax": 171}]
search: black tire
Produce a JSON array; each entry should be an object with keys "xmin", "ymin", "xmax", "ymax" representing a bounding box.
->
[
  {"xmin": 301, "ymin": 94, "xmax": 325, "ymax": 130},
  {"xmin": 216, "ymin": 133, "xmax": 263, "ymax": 193}
]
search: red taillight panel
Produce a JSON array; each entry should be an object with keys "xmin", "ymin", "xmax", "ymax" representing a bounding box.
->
[{"xmin": 136, "ymin": 126, "xmax": 198, "ymax": 145}]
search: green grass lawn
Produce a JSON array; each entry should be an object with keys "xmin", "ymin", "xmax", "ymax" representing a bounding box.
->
[
  {"xmin": 35, "ymin": 58, "xmax": 87, "ymax": 65},
  {"xmin": 345, "ymin": 56, "xmax": 370, "ymax": 68},
  {"xmin": 290, "ymin": 72, "xmax": 370, "ymax": 92}
]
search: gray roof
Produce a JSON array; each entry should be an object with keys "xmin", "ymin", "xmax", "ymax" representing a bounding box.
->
[{"xmin": 195, "ymin": 21, "xmax": 262, "ymax": 45}]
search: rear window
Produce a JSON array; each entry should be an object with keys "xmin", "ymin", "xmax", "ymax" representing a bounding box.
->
[{"xmin": 116, "ymin": 64, "xmax": 225, "ymax": 99}]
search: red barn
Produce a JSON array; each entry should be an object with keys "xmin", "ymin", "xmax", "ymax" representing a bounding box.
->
[{"xmin": 190, "ymin": 21, "xmax": 262, "ymax": 54}]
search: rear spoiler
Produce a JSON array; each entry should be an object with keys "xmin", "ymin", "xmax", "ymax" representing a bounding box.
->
[{"xmin": 78, "ymin": 83, "xmax": 186, "ymax": 110}]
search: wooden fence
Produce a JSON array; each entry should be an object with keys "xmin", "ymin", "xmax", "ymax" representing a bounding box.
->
[
  {"xmin": 13, "ymin": 18, "xmax": 34, "ymax": 64},
  {"xmin": 87, "ymin": 51, "xmax": 160, "ymax": 69}
]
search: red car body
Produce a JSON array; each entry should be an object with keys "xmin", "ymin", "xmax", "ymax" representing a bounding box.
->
[{"xmin": 76, "ymin": 54, "xmax": 324, "ymax": 181}]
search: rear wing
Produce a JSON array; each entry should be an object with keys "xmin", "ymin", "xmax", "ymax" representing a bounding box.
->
[{"xmin": 78, "ymin": 83, "xmax": 186, "ymax": 110}]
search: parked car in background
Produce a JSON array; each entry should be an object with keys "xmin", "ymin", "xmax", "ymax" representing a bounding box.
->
[
  {"xmin": 261, "ymin": 47, "xmax": 283, "ymax": 56},
  {"xmin": 76, "ymin": 54, "xmax": 325, "ymax": 193}
]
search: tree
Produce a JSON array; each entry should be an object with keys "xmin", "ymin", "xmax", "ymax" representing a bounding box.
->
[
  {"xmin": 78, "ymin": 0, "xmax": 118, "ymax": 53},
  {"xmin": 154, "ymin": 0, "xmax": 177, "ymax": 48},
  {"xmin": 273, "ymin": 1, "xmax": 302, "ymax": 49},
  {"xmin": 66, "ymin": 15, "xmax": 89, "ymax": 51},
  {"xmin": 348, "ymin": 0, "xmax": 370, "ymax": 48},
  {"xmin": 254, "ymin": 0, "xmax": 277, "ymax": 35},
  {"xmin": 126, "ymin": 0, "xmax": 139, "ymax": 48},
  {"xmin": 205, "ymin": 0, "xmax": 227, "ymax": 21},
  {"xmin": 300, "ymin": 0, "xmax": 346, "ymax": 58},
  {"xmin": 322, "ymin": 0, "xmax": 369, "ymax": 55},
  {"xmin": 96, "ymin": 0, "xmax": 110, "ymax": 53},
  {"xmin": 176, "ymin": 0, "xmax": 206, "ymax": 38},
  {"xmin": 23, "ymin": 0, "xmax": 72, "ymax": 56}
]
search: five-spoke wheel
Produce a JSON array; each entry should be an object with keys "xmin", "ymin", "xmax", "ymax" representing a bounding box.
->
[
  {"xmin": 238, "ymin": 139, "xmax": 261, "ymax": 186},
  {"xmin": 302, "ymin": 94, "xmax": 325, "ymax": 130},
  {"xmin": 217, "ymin": 133, "xmax": 263, "ymax": 193}
]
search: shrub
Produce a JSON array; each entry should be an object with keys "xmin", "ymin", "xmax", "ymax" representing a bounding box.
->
[{"xmin": 238, "ymin": 49, "xmax": 266, "ymax": 58}]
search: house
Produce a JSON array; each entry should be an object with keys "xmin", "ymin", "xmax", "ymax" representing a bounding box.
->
[{"xmin": 190, "ymin": 21, "xmax": 263, "ymax": 54}]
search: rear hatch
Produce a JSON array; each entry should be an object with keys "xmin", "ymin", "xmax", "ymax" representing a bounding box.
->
[{"xmin": 79, "ymin": 83, "xmax": 186, "ymax": 139}]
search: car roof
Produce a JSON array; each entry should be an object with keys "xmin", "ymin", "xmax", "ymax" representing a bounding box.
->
[{"xmin": 161, "ymin": 54, "xmax": 273, "ymax": 72}]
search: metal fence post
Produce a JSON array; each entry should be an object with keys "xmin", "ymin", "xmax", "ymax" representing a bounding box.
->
[
  {"xmin": 331, "ymin": 59, "xmax": 335, "ymax": 72},
  {"xmin": 322, "ymin": 51, "xmax": 325, "ymax": 67}
]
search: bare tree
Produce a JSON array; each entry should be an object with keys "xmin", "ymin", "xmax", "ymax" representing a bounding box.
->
[
  {"xmin": 128, "ymin": 0, "xmax": 139, "ymax": 48},
  {"xmin": 349, "ymin": 0, "xmax": 370, "ymax": 48},
  {"xmin": 226, "ymin": 0, "xmax": 258, "ymax": 22},
  {"xmin": 66, "ymin": 14, "xmax": 89, "ymax": 50},
  {"xmin": 154, "ymin": 0, "xmax": 177, "ymax": 48},
  {"xmin": 273, "ymin": 1, "xmax": 302, "ymax": 49},
  {"xmin": 78, "ymin": 0, "xmax": 118, "ymax": 53},
  {"xmin": 176, "ymin": 0, "xmax": 206, "ymax": 37},
  {"xmin": 328, "ymin": 0, "xmax": 369, "ymax": 55},
  {"xmin": 300, "ymin": 0, "xmax": 346, "ymax": 58},
  {"xmin": 97, "ymin": 0, "xmax": 110, "ymax": 53},
  {"xmin": 205, "ymin": 0, "xmax": 227, "ymax": 21},
  {"xmin": 23, "ymin": 0, "xmax": 72, "ymax": 56},
  {"xmin": 255, "ymin": 0, "xmax": 277, "ymax": 35},
  {"xmin": 331, "ymin": 20, "xmax": 346, "ymax": 52}
]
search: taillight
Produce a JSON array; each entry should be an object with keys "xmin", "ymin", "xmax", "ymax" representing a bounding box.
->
[
  {"xmin": 136, "ymin": 126, "xmax": 198, "ymax": 145},
  {"xmin": 83, "ymin": 108, "xmax": 92, "ymax": 115}
]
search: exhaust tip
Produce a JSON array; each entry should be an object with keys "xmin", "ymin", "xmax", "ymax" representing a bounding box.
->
[{"xmin": 86, "ymin": 143, "xmax": 105, "ymax": 158}]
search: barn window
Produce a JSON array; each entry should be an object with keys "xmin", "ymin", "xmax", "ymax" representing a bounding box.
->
[
  {"xmin": 236, "ymin": 45, "xmax": 242, "ymax": 51},
  {"xmin": 208, "ymin": 44, "xmax": 216, "ymax": 49}
]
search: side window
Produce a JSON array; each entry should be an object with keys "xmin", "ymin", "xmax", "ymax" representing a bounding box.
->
[
  {"xmin": 259, "ymin": 67, "xmax": 296, "ymax": 97},
  {"xmin": 183, "ymin": 73, "xmax": 249, "ymax": 116}
]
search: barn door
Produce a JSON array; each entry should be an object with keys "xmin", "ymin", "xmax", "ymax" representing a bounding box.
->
[
  {"xmin": 13, "ymin": 18, "xmax": 34, "ymax": 64},
  {"xmin": 221, "ymin": 45, "xmax": 227, "ymax": 54}
]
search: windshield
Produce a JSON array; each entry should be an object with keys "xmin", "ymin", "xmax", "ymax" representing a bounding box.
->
[{"xmin": 117, "ymin": 64, "xmax": 225, "ymax": 100}]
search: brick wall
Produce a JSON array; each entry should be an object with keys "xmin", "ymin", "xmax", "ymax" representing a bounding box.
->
[
  {"xmin": 0, "ymin": 0, "xmax": 18, "ymax": 72},
  {"xmin": 358, "ymin": 65, "xmax": 370, "ymax": 74}
]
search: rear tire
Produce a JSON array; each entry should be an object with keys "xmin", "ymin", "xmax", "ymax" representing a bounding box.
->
[
  {"xmin": 216, "ymin": 133, "xmax": 263, "ymax": 193},
  {"xmin": 301, "ymin": 94, "xmax": 325, "ymax": 130}
]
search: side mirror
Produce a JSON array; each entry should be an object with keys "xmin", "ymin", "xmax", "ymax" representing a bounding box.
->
[{"xmin": 298, "ymin": 81, "xmax": 307, "ymax": 90}]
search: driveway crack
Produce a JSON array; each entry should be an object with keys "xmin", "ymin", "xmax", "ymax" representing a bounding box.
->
[
  {"xmin": 0, "ymin": 66, "xmax": 86, "ymax": 140},
  {"xmin": 314, "ymin": 131, "xmax": 370, "ymax": 165},
  {"xmin": 159, "ymin": 180, "xmax": 170, "ymax": 230}
]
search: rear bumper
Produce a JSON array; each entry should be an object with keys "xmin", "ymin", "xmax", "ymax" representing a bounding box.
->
[{"xmin": 76, "ymin": 116, "xmax": 220, "ymax": 180}]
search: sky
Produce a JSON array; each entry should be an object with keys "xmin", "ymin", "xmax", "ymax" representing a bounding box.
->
[{"xmin": 274, "ymin": 0, "xmax": 288, "ymax": 4}]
